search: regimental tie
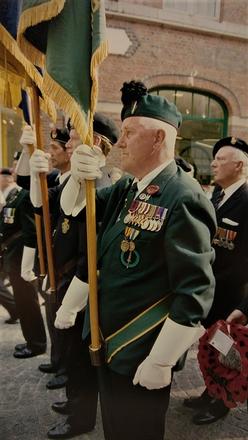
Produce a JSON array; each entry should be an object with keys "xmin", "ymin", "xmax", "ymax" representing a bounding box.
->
[
  {"xmin": 211, "ymin": 190, "xmax": 225, "ymax": 210},
  {"xmin": 117, "ymin": 181, "xmax": 138, "ymax": 223}
]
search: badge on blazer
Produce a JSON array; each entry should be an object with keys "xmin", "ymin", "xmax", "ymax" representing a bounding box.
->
[
  {"xmin": 120, "ymin": 227, "xmax": 140, "ymax": 268},
  {"xmin": 212, "ymin": 226, "xmax": 237, "ymax": 250},
  {"xmin": 123, "ymin": 199, "xmax": 168, "ymax": 232},
  {"xmin": 61, "ymin": 218, "xmax": 70, "ymax": 234},
  {"xmin": 3, "ymin": 208, "xmax": 15, "ymax": 224}
]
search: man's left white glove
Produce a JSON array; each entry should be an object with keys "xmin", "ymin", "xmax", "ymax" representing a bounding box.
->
[
  {"xmin": 55, "ymin": 276, "xmax": 88, "ymax": 329},
  {"xmin": 133, "ymin": 318, "xmax": 205, "ymax": 390},
  {"xmin": 15, "ymin": 126, "xmax": 36, "ymax": 176},
  {"xmin": 21, "ymin": 246, "xmax": 37, "ymax": 282}
]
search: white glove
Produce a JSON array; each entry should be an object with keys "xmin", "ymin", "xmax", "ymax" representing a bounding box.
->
[
  {"xmin": 55, "ymin": 276, "xmax": 88, "ymax": 329},
  {"xmin": 19, "ymin": 125, "xmax": 36, "ymax": 149},
  {"xmin": 15, "ymin": 126, "xmax": 36, "ymax": 176},
  {"xmin": 15, "ymin": 151, "xmax": 30, "ymax": 176},
  {"xmin": 60, "ymin": 176, "xmax": 86, "ymax": 216},
  {"xmin": 133, "ymin": 318, "xmax": 205, "ymax": 390},
  {"xmin": 29, "ymin": 150, "xmax": 50, "ymax": 207},
  {"xmin": 21, "ymin": 246, "xmax": 37, "ymax": 282},
  {"xmin": 71, "ymin": 144, "xmax": 103, "ymax": 182},
  {"xmin": 0, "ymin": 191, "xmax": 6, "ymax": 213}
]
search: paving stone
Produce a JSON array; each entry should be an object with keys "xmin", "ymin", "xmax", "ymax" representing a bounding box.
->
[{"xmin": 1, "ymin": 307, "xmax": 247, "ymax": 439}]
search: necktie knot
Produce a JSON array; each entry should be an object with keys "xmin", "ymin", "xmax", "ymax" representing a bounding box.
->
[
  {"xmin": 212, "ymin": 190, "xmax": 225, "ymax": 210},
  {"xmin": 130, "ymin": 182, "xmax": 138, "ymax": 194}
]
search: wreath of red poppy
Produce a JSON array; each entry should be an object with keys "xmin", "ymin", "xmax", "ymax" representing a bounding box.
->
[{"xmin": 197, "ymin": 320, "xmax": 248, "ymax": 408}]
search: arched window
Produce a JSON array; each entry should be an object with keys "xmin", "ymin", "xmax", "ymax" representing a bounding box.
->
[{"xmin": 150, "ymin": 87, "xmax": 228, "ymax": 184}]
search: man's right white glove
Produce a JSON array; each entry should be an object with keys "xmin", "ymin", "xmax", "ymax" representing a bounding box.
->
[
  {"xmin": 70, "ymin": 144, "xmax": 103, "ymax": 182},
  {"xmin": 29, "ymin": 149, "xmax": 50, "ymax": 207},
  {"xmin": 60, "ymin": 176, "xmax": 86, "ymax": 216},
  {"xmin": 54, "ymin": 276, "xmax": 88, "ymax": 329}
]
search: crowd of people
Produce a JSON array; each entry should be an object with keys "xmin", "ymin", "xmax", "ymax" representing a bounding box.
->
[{"xmin": 0, "ymin": 81, "xmax": 247, "ymax": 440}]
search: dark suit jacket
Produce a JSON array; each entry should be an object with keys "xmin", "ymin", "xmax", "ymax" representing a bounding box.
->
[
  {"xmin": 205, "ymin": 182, "xmax": 248, "ymax": 326},
  {"xmin": 95, "ymin": 161, "xmax": 216, "ymax": 375},
  {"xmin": 0, "ymin": 187, "xmax": 36, "ymax": 273}
]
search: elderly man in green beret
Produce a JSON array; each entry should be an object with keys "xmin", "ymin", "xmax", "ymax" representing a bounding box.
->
[{"xmin": 60, "ymin": 80, "xmax": 216, "ymax": 440}]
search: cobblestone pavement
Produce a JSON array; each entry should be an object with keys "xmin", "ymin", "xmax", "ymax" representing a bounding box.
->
[{"xmin": 1, "ymin": 306, "xmax": 247, "ymax": 440}]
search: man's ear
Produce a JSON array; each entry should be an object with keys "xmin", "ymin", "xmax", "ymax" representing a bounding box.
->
[
  {"xmin": 153, "ymin": 129, "xmax": 165, "ymax": 150},
  {"xmin": 93, "ymin": 133, "xmax": 102, "ymax": 147}
]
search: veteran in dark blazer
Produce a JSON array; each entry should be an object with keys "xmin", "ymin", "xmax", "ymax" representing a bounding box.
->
[
  {"xmin": 185, "ymin": 136, "xmax": 248, "ymax": 425},
  {"xmin": 29, "ymin": 115, "xmax": 119, "ymax": 440},
  {"xmin": 64, "ymin": 81, "xmax": 216, "ymax": 440},
  {"xmin": 0, "ymin": 168, "xmax": 46, "ymax": 357}
]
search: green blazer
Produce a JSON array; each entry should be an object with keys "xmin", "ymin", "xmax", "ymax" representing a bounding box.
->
[
  {"xmin": 95, "ymin": 161, "xmax": 216, "ymax": 375},
  {"xmin": 0, "ymin": 187, "xmax": 36, "ymax": 273}
]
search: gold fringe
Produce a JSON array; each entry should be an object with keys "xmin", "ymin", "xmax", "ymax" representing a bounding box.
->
[
  {"xmin": 17, "ymin": 0, "xmax": 65, "ymax": 67},
  {"xmin": 87, "ymin": 39, "xmax": 108, "ymax": 144},
  {"xmin": 0, "ymin": 24, "xmax": 57, "ymax": 122},
  {"xmin": 43, "ymin": 71, "xmax": 89, "ymax": 143}
]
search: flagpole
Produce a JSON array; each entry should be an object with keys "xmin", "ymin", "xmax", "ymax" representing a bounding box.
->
[
  {"xmin": 25, "ymin": 91, "xmax": 46, "ymax": 278},
  {"xmin": 31, "ymin": 82, "xmax": 56, "ymax": 292}
]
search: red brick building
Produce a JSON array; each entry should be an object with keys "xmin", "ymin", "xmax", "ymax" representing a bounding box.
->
[
  {"xmin": 98, "ymin": 0, "xmax": 248, "ymax": 182},
  {"xmin": 1, "ymin": 0, "xmax": 247, "ymax": 182}
]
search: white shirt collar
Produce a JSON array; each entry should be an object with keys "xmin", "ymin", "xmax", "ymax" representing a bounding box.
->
[
  {"xmin": 59, "ymin": 170, "xmax": 71, "ymax": 184},
  {"xmin": 134, "ymin": 159, "xmax": 173, "ymax": 197},
  {"xmin": 218, "ymin": 178, "xmax": 246, "ymax": 207}
]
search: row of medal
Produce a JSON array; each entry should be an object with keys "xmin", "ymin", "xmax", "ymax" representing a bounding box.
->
[
  {"xmin": 3, "ymin": 208, "xmax": 16, "ymax": 224},
  {"xmin": 212, "ymin": 227, "xmax": 237, "ymax": 250},
  {"xmin": 123, "ymin": 200, "xmax": 168, "ymax": 232}
]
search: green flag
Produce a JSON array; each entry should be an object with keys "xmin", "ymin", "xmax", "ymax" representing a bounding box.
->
[{"xmin": 17, "ymin": 0, "xmax": 108, "ymax": 142}]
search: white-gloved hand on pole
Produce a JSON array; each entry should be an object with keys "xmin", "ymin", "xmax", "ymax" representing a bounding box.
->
[
  {"xmin": 60, "ymin": 144, "xmax": 102, "ymax": 215},
  {"xmin": 29, "ymin": 149, "xmax": 50, "ymax": 207},
  {"xmin": 133, "ymin": 318, "xmax": 205, "ymax": 390},
  {"xmin": 54, "ymin": 276, "xmax": 89, "ymax": 329},
  {"xmin": 15, "ymin": 125, "xmax": 36, "ymax": 176},
  {"xmin": 21, "ymin": 246, "xmax": 37, "ymax": 282}
]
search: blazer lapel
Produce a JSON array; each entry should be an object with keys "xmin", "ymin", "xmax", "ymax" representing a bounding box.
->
[
  {"xmin": 99, "ymin": 161, "xmax": 177, "ymax": 259},
  {"xmin": 216, "ymin": 183, "xmax": 246, "ymax": 220}
]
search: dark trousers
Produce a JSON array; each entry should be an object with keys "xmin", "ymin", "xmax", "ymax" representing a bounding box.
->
[
  {"xmin": 98, "ymin": 366, "xmax": 171, "ymax": 440},
  {"xmin": 0, "ymin": 277, "xmax": 18, "ymax": 319},
  {"xmin": 9, "ymin": 271, "xmax": 46, "ymax": 350},
  {"xmin": 65, "ymin": 317, "xmax": 98, "ymax": 430},
  {"xmin": 44, "ymin": 293, "xmax": 66, "ymax": 371}
]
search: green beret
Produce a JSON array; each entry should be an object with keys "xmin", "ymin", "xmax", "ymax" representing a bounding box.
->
[
  {"xmin": 120, "ymin": 81, "xmax": 182, "ymax": 129},
  {"xmin": 213, "ymin": 136, "xmax": 248, "ymax": 158}
]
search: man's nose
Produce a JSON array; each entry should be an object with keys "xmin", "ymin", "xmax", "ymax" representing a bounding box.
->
[{"xmin": 115, "ymin": 137, "xmax": 125, "ymax": 149}]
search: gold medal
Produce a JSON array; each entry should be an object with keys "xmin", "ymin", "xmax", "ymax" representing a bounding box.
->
[
  {"xmin": 62, "ymin": 218, "xmax": 70, "ymax": 234},
  {"xmin": 129, "ymin": 241, "xmax": 136, "ymax": 251},
  {"xmin": 121, "ymin": 240, "xmax": 130, "ymax": 252}
]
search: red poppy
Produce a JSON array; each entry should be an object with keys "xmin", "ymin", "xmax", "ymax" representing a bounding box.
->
[
  {"xmin": 197, "ymin": 320, "xmax": 248, "ymax": 408},
  {"xmin": 146, "ymin": 185, "xmax": 160, "ymax": 195}
]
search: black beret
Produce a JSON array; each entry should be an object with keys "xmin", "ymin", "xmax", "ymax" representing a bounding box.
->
[
  {"xmin": 120, "ymin": 80, "xmax": 182, "ymax": 129},
  {"xmin": 67, "ymin": 114, "xmax": 119, "ymax": 145},
  {"xmin": 93, "ymin": 112, "xmax": 119, "ymax": 144},
  {"xmin": 50, "ymin": 128, "xmax": 70, "ymax": 147},
  {"xmin": 13, "ymin": 151, "xmax": 21, "ymax": 161},
  {"xmin": 213, "ymin": 136, "xmax": 248, "ymax": 158},
  {"xmin": 0, "ymin": 168, "xmax": 12, "ymax": 176},
  {"xmin": 175, "ymin": 156, "xmax": 192, "ymax": 173}
]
